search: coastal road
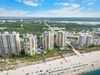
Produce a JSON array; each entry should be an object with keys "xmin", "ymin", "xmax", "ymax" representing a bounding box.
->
[{"xmin": 44, "ymin": 21, "xmax": 55, "ymax": 32}]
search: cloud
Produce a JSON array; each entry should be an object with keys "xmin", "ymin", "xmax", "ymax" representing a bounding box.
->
[
  {"xmin": 30, "ymin": 7, "xmax": 100, "ymax": 17},
  {"xmin": 54, "ymin": 2, "xmax": 69, "ymax": 6},
  {"xmin": 54, "ymin": 2, "xmax": 80, "ymax": 9},
  {"xmin": 71, "ymin": 4, "xmax": 80, "ymax": 8},
  {"xmin": 0, "ymin": 7, "xmax": 100, "ymax": 17},
  {"xmin": 0, "ymin": 8, "xmax": 29, "ymax": 16},
  {"xmin": 23, "ymin": 0, "xmax": 38, "ymax": 7},
  {"xmin": 87, "ymin": 2, "xmax": 94, "ymax": 5},
  {"xmin": 0, "ymin": 0, "xmax": 99, "ymax": 17},
  {"xmin": 16, "ymin": 0, "xmax": 38, "ymax": 7}
]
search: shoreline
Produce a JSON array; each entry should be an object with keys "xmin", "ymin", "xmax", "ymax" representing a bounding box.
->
[
  {"xmin": 63, "ymin": 51, "xmax": 100, "ymax": 75},
  {"xmin": 0, "ymin": 53, "xmax": 76, "ymax": 71},
  {"xmin": 0, "ymin": 50, "xmax": 100, "ymax": 75},
  {"xmin": 69, "ymin": 65, "xmax": 100, "ymax": 75}
]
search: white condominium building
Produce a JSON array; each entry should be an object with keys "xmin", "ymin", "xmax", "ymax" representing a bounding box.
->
[
  {"xmin": 0, "ymin": 31, "xmax": 21, "ymax": 55},
  {"xmin": 24, "ymin": 34, "xmax": 37, "ymax": 56},
  {"xmin": 42, "ymin": 31, "xmax": 54, "ymax": 51},
  {"xmin": 78, "ymin": 33, "xmax": 93, "ymax": 47},
  {"xmin": 93, "ymin": 39, "xmax": 100, "ymax": 46},
  {"xmin": 56, "ymin": 31, "xmax": 67, "ymax": 47},
  {"xmin": 85, "ymin": 35, "xmax": 93, "ymax": 47},
  {"xmin": 78, "ymin": 34, "xmax": 86, "ymax": 47}
]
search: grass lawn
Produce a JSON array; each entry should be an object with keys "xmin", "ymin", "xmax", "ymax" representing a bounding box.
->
[
  {"xmin": 10, "ymin": 54, "xmax": 43, "ymax": 62},
  {"xmin": 78, "ymin": 46, "xmax": 100, "ymax": 53},
  {"xmin": 44, "ymin": 48, "xmax": 59, "ymax": 58}
]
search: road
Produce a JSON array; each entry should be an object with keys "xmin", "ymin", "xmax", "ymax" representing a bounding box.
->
[{"xmin": 44, "ymin": 21, "xmax": 55, "ymax": 32}]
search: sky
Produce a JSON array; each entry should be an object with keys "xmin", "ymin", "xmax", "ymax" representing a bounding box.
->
[{"xmin": 0, "ymin": 0, "xmax": 100, "ymax": 17}]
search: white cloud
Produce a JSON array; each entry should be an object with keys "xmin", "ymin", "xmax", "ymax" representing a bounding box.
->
[
  {"xmin": 16, "ymin": 0, "xmax": 38, "ymax": 7},
  {"xmin": 87, "ymin": 2, "xmax": 94, "ymax": 5},
  {"xmin": 23, "ymin": 0, "xmax": 38, "ymax": 7},
  {"xmin": 54, "ymin": 2, "xmax": 80, "ymax": 9},
  {"xmin": 30, "ymin": 7, "xmax": 100, "ymax": 17},
  {"xmin": 71, "ymin": 4, "xmax": 80, "ymax": 8},
  {"xmin": 0, "ymin": 8, "xmax": 29, "ymax": 16},
  {"xmin": 55, "ymin": 2, "xmax": 69, "ymax": 6},
  {"xmin": 0, "ymin": 7, "xmax": 100, "ymax": 17},
  {"xmin": 0, "ymin": 0, "xmax": 99, "ymax": 17}
]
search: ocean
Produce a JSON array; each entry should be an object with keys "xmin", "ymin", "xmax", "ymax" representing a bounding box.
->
[{"xmin": 80, "ymin": 69, "xmax": 100, "ymax": 75}]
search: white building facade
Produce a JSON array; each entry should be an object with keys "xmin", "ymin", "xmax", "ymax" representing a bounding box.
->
[
  {"xmin": 0, "ymin": 32, "xmax": 21, "ymax": 55},
  {"xmin": 24, "ymin": 34, "xmax": 37, "ymax": 56},
  {"xmin": 78, "ymin": 33, "xmax": 93, "ymax": 47},
  {"xmin": 85, "ymin": 35, "xmax": 93, "ymax": 47},
  {"xmin": 42, "ymin": 31, "xmax": 54, "ymax": 51},
  {"xmin": 56, "ymin": 31, "xmax": 67, "ymax": 47},
  {"xmin": 93, "ymin": 38, "xmax": 100, "ymax": 46}
]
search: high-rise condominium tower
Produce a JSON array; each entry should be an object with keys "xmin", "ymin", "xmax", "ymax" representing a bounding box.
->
[
  {"xmin": 42, "ymin": 31, "xmax": 54, "ymax": 51},
  {"xmin": 78, "ymin": 33, "xmax": 93, "ymax": 47},
  {"xmin": 24, "ymin": 34, "xmax": 37, "ymax": 56},
  {"xmin": 0, "ymin": 31, "xmax": 21, "ymax": 55},
  {"xmin": 56, "ymin": 31, "xmax": 67, "ymax": 47}
]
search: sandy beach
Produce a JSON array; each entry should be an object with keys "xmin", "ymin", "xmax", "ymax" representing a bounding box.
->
[{"xmin": 0, "ymin": 51, "xmax": 100, "ymax": 75}]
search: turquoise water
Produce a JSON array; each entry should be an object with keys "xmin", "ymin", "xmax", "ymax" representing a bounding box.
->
[{"xmin": 80, "ymin": 69, "xmax": 100, "ymax": 75}]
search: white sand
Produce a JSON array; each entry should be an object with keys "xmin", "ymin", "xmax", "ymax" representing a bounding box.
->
[{"xmin": 0, "ymin": 51, "xmax": 100, "ymax": 75}]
